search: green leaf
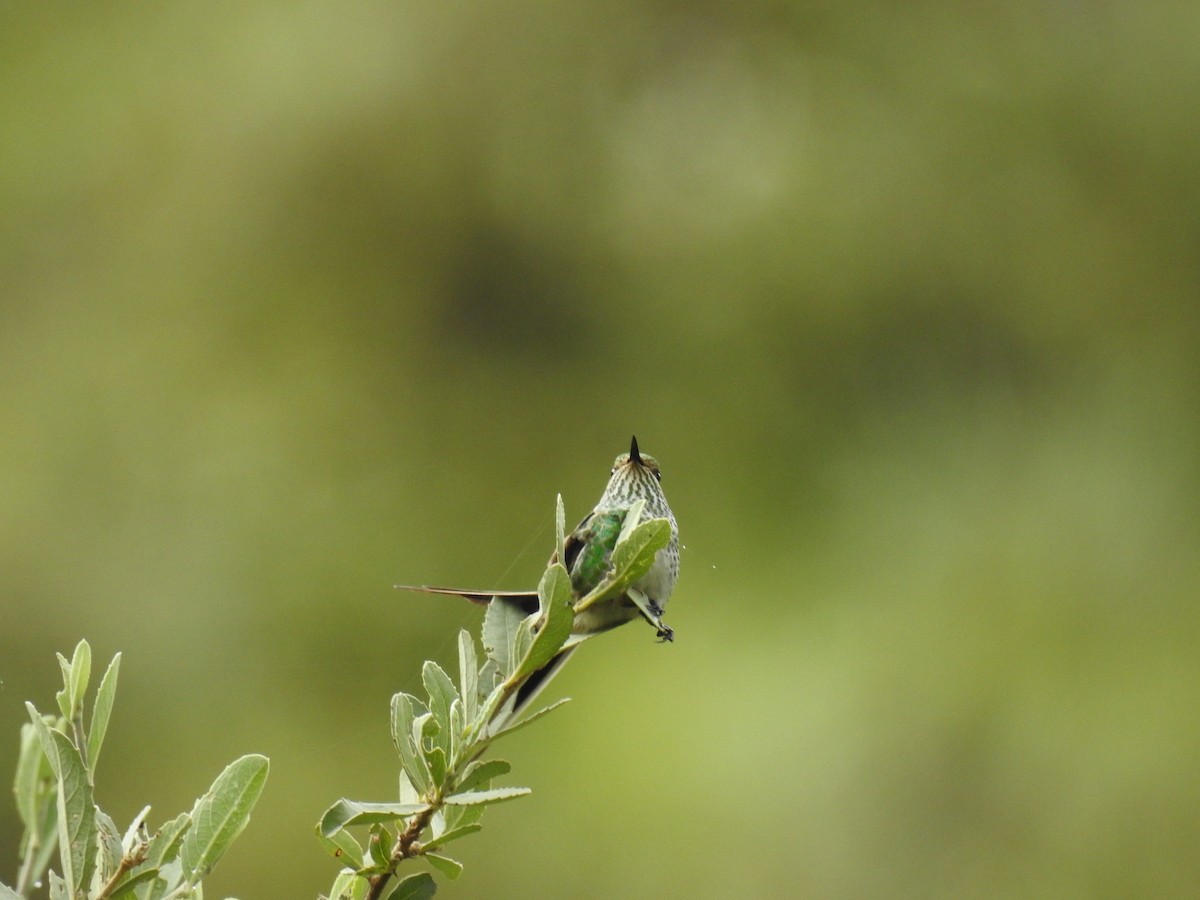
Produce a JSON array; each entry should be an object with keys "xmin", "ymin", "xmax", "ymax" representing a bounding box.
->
[
  {"xmin": 14, "ymin": 720, "xmax": 53, "ymax": 831},
  {"xmin": 575, "ymin": 517, "xmax": 671, "ymax": 614},
  {"xmin": 68, "ymin": 640, "xmax": 92, "ymax": 721},
  {"xmin": 482, "ymin": 596, "xmax": 528, "ymax": 677},
  {"xmin": 318, "ymin": 799, "xmax": 428, "ymax": 837},
  {"xmin": 0, "ymin": 882, "xmax": 23, "ymax": 900},
  {"xmin": 555, "ymin": 493, "xmax": 566, "ymax": 560},
  {"xmin": 55, "ymin": 653, "xmax": 72, "ymax": 720},
  {"xmin": 425, "ymin": 822, "xmax": 481, "ymax": 851},
  {"xmin": 387, "ymin": 871, "xmax": 437, "ymax": 900},
  {"xmin": 96, "ymin": 809, "xmax": 123, "ymax": 883},
  {"xmin": 316, "ymin": 826, "xmax": 366, "ymax": 869},
  {"xmin": 488, "ymin": 697, "xmax": 571, "ymax": 740},
  {"xmin": 87, "ymin": 652, "xmax": 121, "ymax": 774},
  {"xmin": 425, "ymin": 853, "xmax": 463, "ymax": 880},
  {"xmin": 47, "ymin": 729, "xmax": 96, "ymax": 894},
  {"xmin": 367, "ymin": 823, "xmax": 392, "ymax": 869},
  {"xmin": 421, "ymin": 661, "xmax": 458, "ymax": 756},
  {"xmin": 456, "ymin": 631, "xmax": 478, "ymax": 725},
  {"xmin": 611, "ymin": 517, "xmax": 671, "ymax": 583},
  {"xmin": 47, "ymin": 871, "xmax": 68, "ymax": 900},
  {"xmin": 448, "ymin": 699, "xmax": 463, "ymax": 767},
  {"xmin": 454, "ymin": 759, "xmax": 511, "ymax": 795},
  {"xmin": 443, "ymin": 787, "xmax": 531, "ymax": 806},
  {"xmin": 390, "ymin": 694, "xmax": 433, "ymax": 797},
  {"xmin": 106, "ymin": 868, "xmax": 161, "ymax": 899},
  {"xmin": 141, "ymin": 811, "xmax": 191, "ymax": 870},
  {"xmin": 426, "ymin": 745, "xmax": 447, "ymax": 787},
  {"xmin": 180, "ymin": 754, "xmax": 269, "ymax": 884},
  {"xmin": 510, "ymin": 564, "xmax": 573, "ymax": 681},
  {"xmin": 476, "ymin": 658, "xmax": 500, "ymax": 702},
  {"xmin": 615, "ymin": 497, "xmax": 646, "ymax": 545},
  {"xmin": 511, "ymin": 619, "xmax": 534, "ymax": 677},
  {"xmin": 327, "ymin": 869, "xmax": 369, "ymax": 900},
  {"xmin": 14, "ymin": 719, "xmax": 61, "ymax": 888}
]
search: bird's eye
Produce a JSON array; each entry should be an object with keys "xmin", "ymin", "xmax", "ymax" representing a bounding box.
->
[{"xmin": 654, "ymin": 469, "xmax": 662, "ymax": 481}]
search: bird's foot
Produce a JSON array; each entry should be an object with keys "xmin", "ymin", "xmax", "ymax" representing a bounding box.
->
[{"xmin": 655, "ymin": 624, "xmax": 675, "ymax": 643}]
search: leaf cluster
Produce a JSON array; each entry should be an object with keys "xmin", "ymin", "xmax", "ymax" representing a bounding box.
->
[
  {"xmin": 5, "ymin": 640, "xmax": 268, "ymax": 900},
  {"xmin": 318, "ymin": 495, "xmax": 671, "ymax": 899}
]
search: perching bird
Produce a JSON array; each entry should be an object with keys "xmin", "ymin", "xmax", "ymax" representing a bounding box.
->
[{"xmin": 396, "ymin": 436, "xmax": 679, "ymax": 641}]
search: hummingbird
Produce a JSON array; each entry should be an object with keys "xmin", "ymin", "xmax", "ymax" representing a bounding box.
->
[{"xmin": 395, "ymin": 436, "xmax": 679, "ymax": 641}]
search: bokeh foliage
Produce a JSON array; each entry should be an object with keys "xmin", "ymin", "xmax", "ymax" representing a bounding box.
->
[{"xmin": 2, "ymin": 3, "xmax": 1199, "ymax": 897}]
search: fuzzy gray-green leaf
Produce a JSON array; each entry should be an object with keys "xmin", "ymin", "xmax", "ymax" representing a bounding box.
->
[
  {"xmin": 318, "ymin": 799, "xmax": 429, "ymax": 837},
  {"xmin": 390, "ymin": 694, "xmax": 433, "ymax": 797},
  {"xmin": 46, "ymin": 728, "xmax": 96, "ymax": 894},
  {"xmin": 316, "ymin": 824, "xmax": 366, "ymax": 869},
  {"xmin": 87, "ymin": 652, "xmax": 121, "ymax": 774},
  {"xmin": 180, "ymin": 753, "xmax": 269, "ymax": 884},
  {"xmin": 454, "ymin": 759, "xmax": 511, "ymax": 795},
  {"xmin": 421, "ymin": 660, "xmax": 458, "ymax": 756},
  {"xmin": 456, "ymin": 631, "xmax": 479, "ymax": 724},
  {"xmin": 443, "ymin": 786, "xmax": 531, "ymax": 806},
  {"xmin": 510, "ymin": 563, "xmax": 573, "ymax": 681},
  {"xmin": 425, "ymin": 822, "xmax": 482, "ymax": 851},
  {"xmin": 482, "ymin": 596, "xmax": 527, "ymax": 677}
]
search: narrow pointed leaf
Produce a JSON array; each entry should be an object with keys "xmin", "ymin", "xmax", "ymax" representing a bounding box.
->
[
  {"xmin": 0, "ymin": 884, "xmax": 22, "ymax": 900},
  {"xmin": 511, "ymin": 564, "xmax": 574, "ymax": 681},
  {"xmin": 387, "ymin": 872, "xmax": 437, "ymax": 900},
  {"xmin": 55, "ymin": 654, "xmax": 72, "ymax": 719},
  {"xmin": 67, "ymin": 640, "xmax": 92, "ymax": 722},
  {"xmin": 425, "ymin": 822, "xmax": 482, "ymax": 850},
  {"xmin": 510, "ymin": 619, "xmax": 533, "ymax": 676},
  {"xmin": 443, "ymin": 786, "xmax": 531, "ymax": 806},
  {"xmin": 421, "ymin": 661, "xmax": 458, "ymax": 756},
  {"xmin": 87, "ymin": 652, "xmax": 121, "ymax": 773},
  {"xmin": 426, "ymin": 853, "xmax": 463, "ymax": 880},
  {"xmin": 106, "ymin": 868, "xmax": 161, "ymax": 899},
  {"xmin": 456, "ymin": 631, "xmax": 478, "ymax": 724},
  {"xmin": 489, "ymin": 697, "xmax": 572, "ymax": 740},
  {"xmin": 390, "ymin": 694, "xmax": 432, "ymax": 796},
  {"xmin": 180, "ymin": 754, "xmax": 269, "ymax": 884},
  {"xmin": 26, "ymin": 703, "xmax": 62, "ymax": 774},
  {"xmin": 555, "ymin": 493, "xmax": 566, "ymax": 560},
  {"xmin": 615, "ymin": 498, "xmax": 646, "ymax": 546},
  {"xmin": 122, "ymin": 805, "xmax": 151, "ymax": 854},
  {"xmin": 454, "ymin": 759, "xmax": 511, "ymax": 795},
  {"xmin": 318, "ymin": 799, "xmax": 429, "ymax": 837},
  {"xmin": 14, "ymin": 721, "xmax": 50, "ymax": 830}
]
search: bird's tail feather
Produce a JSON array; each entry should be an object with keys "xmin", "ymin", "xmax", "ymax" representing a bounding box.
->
[{"xmin": 394, "ymin": 584, "xmax": 539, "ymax": 614}]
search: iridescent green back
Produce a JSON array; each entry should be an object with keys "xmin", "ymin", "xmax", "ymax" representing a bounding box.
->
[{"xmin": 568, "ymin": 511, "xmax": 625, "ymax": 597}]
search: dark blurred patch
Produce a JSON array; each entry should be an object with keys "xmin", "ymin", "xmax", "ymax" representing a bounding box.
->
[{"xmin": 439, "ymin": 220, "xmax": 592, "ymax": 358}]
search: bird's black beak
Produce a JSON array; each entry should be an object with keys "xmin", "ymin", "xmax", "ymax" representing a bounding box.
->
[{"xmin": 630, "ymin": 435, "xmax": 642, "ymax": 465}]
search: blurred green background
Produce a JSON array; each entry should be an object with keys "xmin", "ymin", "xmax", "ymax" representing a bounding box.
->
[{"xmin": 3, "ymin": 3, "xmax": 1199, "ymax": 898}]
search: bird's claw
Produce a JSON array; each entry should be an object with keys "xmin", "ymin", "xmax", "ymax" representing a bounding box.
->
[{"xmin": 655, "ymin": 624, "xmax": 674, "ymax": 643}]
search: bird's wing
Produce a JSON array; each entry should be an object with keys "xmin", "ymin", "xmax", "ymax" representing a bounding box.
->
[{"xmin": 561, "ymin": 511, "xmax": 593, "ymax": 572}]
